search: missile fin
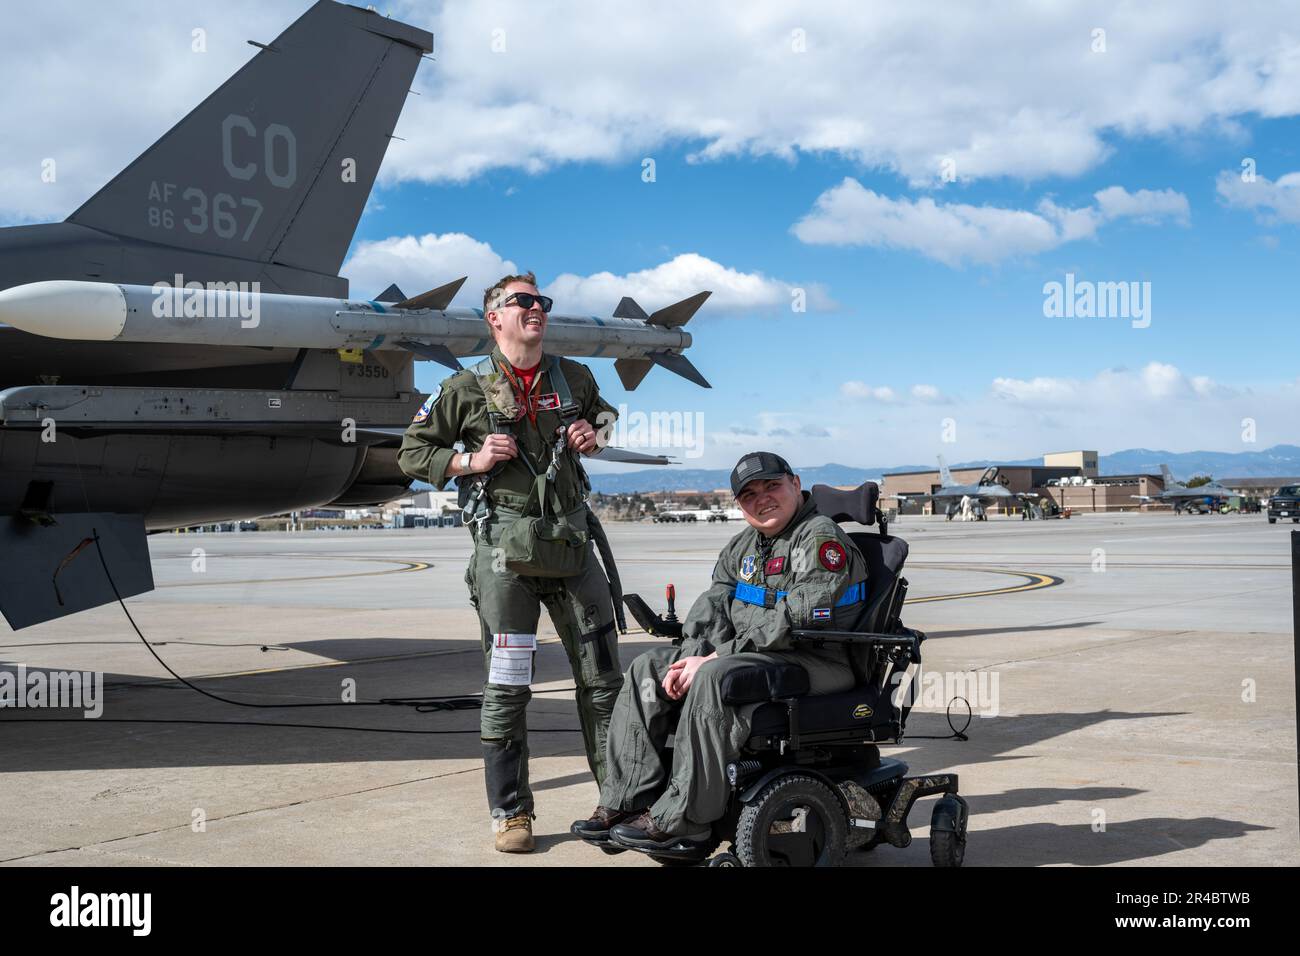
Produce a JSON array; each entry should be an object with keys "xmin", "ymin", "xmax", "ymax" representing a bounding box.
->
[
  {"xmin": 649, "ymin": 351, "xmax": 711, "ymax": 388},
  {"xmin": 614, "ymin": 357, "xmax": 654, "ymax": 391},
  {"xmin": 648, "ymin": 290, "xmax": 711, "ymax": 328},
  {"xmin": 398, "ymin": 339, "xmax": 464, "ymax": 371},
  {"xmin": 613, "ymin": 296, "xmax": 649, "ymax": 321},
  {"xmin": 394, "ymin": 276, "xmax": 467, "ymax": 312},
  {"xmin": 375, "ymin": 284, "xmax": 407, "ymax": 303}
]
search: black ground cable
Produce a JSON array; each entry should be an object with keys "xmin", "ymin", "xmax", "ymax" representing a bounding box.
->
[
  {"xmin": 57, "ymin": 526, "xmax": 582, "ymax": 734},
  {"xmin": 905, "ymin": 696, "xmax": 972, "ymax": 741},
  {"xmin": 53, "ymin": 436, "xmax": 579, "ymax": 733}
]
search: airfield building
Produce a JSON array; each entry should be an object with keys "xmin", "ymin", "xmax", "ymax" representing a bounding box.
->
[{"xmin": 882, "ymin": 451, "xmax": 1166, "ymax": 514}]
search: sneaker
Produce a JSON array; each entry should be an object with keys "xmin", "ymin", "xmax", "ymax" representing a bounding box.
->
[{"xmin": 494, "ymin": 812, "xmax": 535, "ymax": 853}]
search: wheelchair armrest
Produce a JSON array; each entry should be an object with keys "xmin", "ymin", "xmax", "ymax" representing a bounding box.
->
[
  {"xmin": 622, "ymin": 593, "xmax": 683, "ymax": 639},
  {"xmin": 791, "ymin": 629, "xmax": 918, "ymax": 650}
]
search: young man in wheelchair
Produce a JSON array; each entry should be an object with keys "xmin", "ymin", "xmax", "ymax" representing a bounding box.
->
[{"xmin": 571, "ymin": 451, "xmax": 873, "ymax": 852}]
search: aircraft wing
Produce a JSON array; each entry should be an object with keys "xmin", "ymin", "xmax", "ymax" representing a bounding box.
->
[{"xmin": 1161, "ymin": 485, "xmax": 1234, "ymax": 500}]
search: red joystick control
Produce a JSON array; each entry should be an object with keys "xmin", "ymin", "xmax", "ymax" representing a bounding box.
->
[{"xmin": 664, "ymin": 583, "xmax": 679, "ymax": 623}]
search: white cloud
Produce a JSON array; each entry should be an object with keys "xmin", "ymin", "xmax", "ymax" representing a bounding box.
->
[
  {"xmin": 1093, "ymin": 186, "xmax": 1191, "ymax": 224},
  {"xmin": 792, "ymin": 179, "xmax": 1190, "ymax": 266},
  {"xmin": 840, "ymin": 382, "xmax": 898, "ymax": 402},
  {"xmin": 910, "ymin": 384, "xmax": 945, "ymax": 403},
  {"xmin": 1216, "ymin": 169, "xmax": 1300, "ymax": 224},
  {"xmin": 7, "ymin": 1, "xmax": 1300, "ymax": 222},
  {"xmin": 342, "ymin": 236, "xmax": 824, "ymax": 315},
  {"xmin": 546, "ymin": 253, "xmax": 833, "ymax": 315},
  {"xmin": 342, "ymin": 233, "xmax": 517, "ymax": 305},
  {"xmin": 991, "ymin": 362, "xmax": 1237, "ymax": 405},
  {"xmin": 686, "ymin": 362, "xmax": 1279, "ymax": 470},
  {"xmin": 381, "ymin": 1, "xmax": 1300, "ymax": 188}
]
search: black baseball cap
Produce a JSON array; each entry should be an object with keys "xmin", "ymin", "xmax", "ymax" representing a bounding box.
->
[{"xmin": 730, "ymin": 451, "xmax": 794, "ymax": 496}]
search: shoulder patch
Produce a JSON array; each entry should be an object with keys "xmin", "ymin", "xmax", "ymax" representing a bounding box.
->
[
  {"xmin": 411, "ymin": 385, "xmax": 441, "ymax": 424},
  {"xmin": 817, "ymin": 539, "xmax": 847, "ymax": 572}
]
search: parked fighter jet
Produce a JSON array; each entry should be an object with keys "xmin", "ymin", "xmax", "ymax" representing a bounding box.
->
[
  {"xmin": 0, "ymin": 2, "xmax": 709, "ymax": 631},
  {"xmin": 898, "ymin": 455, "xmax": 1020, "ymax": 507},
  {"xmin": 1144, "ymin": 465, "xmax": 1237, "ymax": 514}
]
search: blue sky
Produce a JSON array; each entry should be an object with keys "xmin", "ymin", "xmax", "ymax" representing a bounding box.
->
[
  {"xmin": 350, "ymin": 115, "xmax": 1300, "ymax": 470},
  {"xmin": 4, "ymin": 0, "xmax": 1299, "ymax": 469}
]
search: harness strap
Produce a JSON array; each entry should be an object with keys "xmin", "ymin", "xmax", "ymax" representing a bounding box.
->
[{"xmin": 732, "ymin": 580, "xmax": 865, "ymax": 609}]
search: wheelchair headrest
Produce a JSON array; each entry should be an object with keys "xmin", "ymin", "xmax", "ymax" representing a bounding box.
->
[{"xmin": 811, "ymin": 481, "xmax": 881, "ymax": 527}]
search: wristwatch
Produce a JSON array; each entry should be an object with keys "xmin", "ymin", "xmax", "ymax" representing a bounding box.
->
[{"xmin": 459, "ymin": 451, "xmax": 473, "ymax": 473}]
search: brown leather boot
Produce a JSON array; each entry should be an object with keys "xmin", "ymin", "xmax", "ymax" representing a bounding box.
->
[
  {"xmin": 494, "ymin": 812, "xmax": 535, "ymax": 853},
  {"xmin": 610, "ymin": 810, "xmax": 711, "ymax": 850},
  {"xmin": 570, "ymin": 805, "xmax": 639, "ymax": 841}
]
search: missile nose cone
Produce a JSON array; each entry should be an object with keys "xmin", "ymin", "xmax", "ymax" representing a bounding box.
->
[{"xmin": 0, "ymin": 280, "xmax": 127, "ymax": 341}]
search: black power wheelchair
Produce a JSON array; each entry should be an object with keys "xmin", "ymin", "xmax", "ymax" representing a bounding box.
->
[{"xmin": 610, "ymin": 481, "xmax": 969, "ymax": 867}]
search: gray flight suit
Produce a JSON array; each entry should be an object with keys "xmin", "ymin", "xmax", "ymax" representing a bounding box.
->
[
  {"xmin": 599, "ymin": 492, "xmax": 869, "ymax": 836},
  {"xmin": 397, "ymin": 345, "xmax": 624, "ymax": 821}
]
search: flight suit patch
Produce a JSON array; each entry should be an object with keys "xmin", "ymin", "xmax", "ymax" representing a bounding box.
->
[
  {"xmin": 534, "ymin": 392, "xmax": 561, "ymax": 411},
  {"xmin": 411, "ymin": 385, "xmax": 441, "ymax": 424},
  {"xmin": 740, "ymin": 555, "xmax": 757, "ymax": 580},
  {"xmin": 818, "ymin": 540, "xmax": 847, "ymax": 571},
  {"xmin": 764, "ymin": 556, "xmax": 786, "ymax": 576}
]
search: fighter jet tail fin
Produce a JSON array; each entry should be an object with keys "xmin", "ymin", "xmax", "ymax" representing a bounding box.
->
[
  {"xmin": 66, "ymin": 1, "xmax": 433, "ymax": 284},
  {"xmin": 937, "ymin": 454, "xmax": 954, "ymax": 488},
  {"xmin": 1160, "ymin": 463, "xmax": 1175, "ymax": 486}
]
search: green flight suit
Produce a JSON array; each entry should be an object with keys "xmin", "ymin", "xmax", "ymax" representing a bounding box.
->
[
  {"xmin": 599, "ymin": 492, "xmax": 868, "ymax": 835},
  {"xmin": 397, "ymin": 345, "xmax": 623, "ymax": 820}
]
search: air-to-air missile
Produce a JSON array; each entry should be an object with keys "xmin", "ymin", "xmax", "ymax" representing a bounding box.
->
[{"xmin": 0, "ymin": 276, "xmax": 711, "ymax": 390}]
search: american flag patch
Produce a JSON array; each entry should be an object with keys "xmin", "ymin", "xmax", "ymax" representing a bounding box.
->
[{"xmin": 812, "ymin": 607, "xmax": 832, "ymax": 620}]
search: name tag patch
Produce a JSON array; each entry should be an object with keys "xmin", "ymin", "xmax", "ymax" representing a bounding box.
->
[{"xmin": 533, "ymin": 392, "xmax": 561, "ymax": 410}]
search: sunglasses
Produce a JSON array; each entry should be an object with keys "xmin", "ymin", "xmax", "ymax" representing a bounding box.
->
[{"xmin": 500, "ymin": 292, "xmax": 553, "ymax": 313}]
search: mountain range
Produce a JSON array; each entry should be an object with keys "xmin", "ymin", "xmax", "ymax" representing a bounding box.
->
[{"xmin": 579, "ymin": 445, "xmax": 1300, "ymax": 495}]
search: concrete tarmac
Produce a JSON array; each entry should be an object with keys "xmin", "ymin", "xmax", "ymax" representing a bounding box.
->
[{"xmin": 1, "ymin": 512, "xmax": 1296, "ymax": 866}]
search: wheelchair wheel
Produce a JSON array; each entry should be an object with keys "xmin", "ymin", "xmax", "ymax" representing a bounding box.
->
[
  {"xmin": 735, "ymin": 774, "xmax": 848, "ymax": 867},
  {"xmin": 929, "ymin": 796, "xmax": 967, "ymax": 867},
  {"xmin": 929, "ymin": 829, "xmax": 965, "ymax": 867}
]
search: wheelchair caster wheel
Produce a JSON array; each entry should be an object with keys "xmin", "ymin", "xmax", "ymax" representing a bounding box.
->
[
  {"xmin": 929, "ymin": 796, "xmax": 967, "ymax": 867},
  {"xmin": 707, "ymin": 852, "xmax": 741, "ymax": 867}
]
